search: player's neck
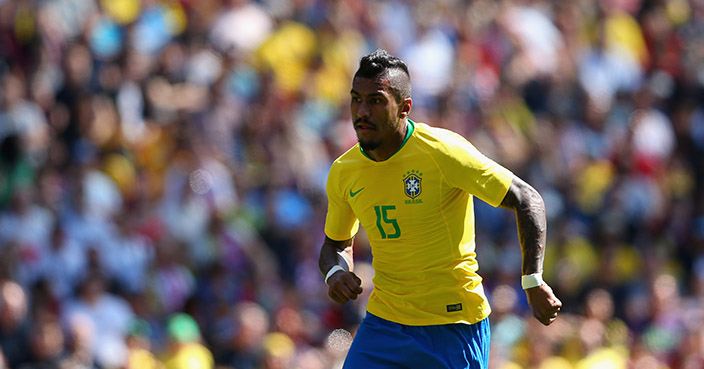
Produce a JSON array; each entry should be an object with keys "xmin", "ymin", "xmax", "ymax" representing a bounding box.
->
[{"xmin": 366, "ymin": 119, "xmax": 408, "ymax": 162}]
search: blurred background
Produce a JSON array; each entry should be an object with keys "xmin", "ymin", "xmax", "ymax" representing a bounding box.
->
[{"xmin": 0, "ymin": 0, "xmax": 703, "ymax": 368}]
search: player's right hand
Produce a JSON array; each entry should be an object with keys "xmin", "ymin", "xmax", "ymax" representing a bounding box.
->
[{"xmin": 327, "ymin": 271, "xmax": 363, "ymax": 304}]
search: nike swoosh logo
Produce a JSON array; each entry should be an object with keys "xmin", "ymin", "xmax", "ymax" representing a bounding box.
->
[{"xmin": 350, "ymin": 187, "xmax": 365, "ymax": 197}]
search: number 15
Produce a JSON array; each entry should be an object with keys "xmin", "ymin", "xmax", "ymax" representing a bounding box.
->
[{"xmin": 374, "ymin": 205, "xmax": 401, "ymax": 239}]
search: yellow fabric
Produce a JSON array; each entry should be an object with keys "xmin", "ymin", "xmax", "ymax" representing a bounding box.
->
[
  {"xmin": 262, "ymin": 332, "xmax": 295, "ymax": 358},
  {"xmin": 164, "ymin": 2, "xmax": 188, "ymax": 35},
  {"xmin": 255, "ymin": 21, "xmax": 316, "ymax": 93},
  {"xmin": 575, "ymin": 347, "xmax": 628, "ymax": 369},
  {"xmin": 605, "ymin": 12, "xmax": 648, "ymax": 65},
  {"xmin": 325, "ymin": 121, "xmax": 513, "ymax": 325},
  {"xmin": 539, "ymin": 356, "xmax": 575, "ymax": 369},
  {"xmin": 128, "ymin": 348, "xmax": 163, "ymax": 369},
  {"xmin": 314, "ymin": 29, "xmax": 365, "ymax": 103},
  {"xmin": 100, "ymin": 0, "xmax": 141, "ymax": 24},
  {"xmin": 576, "ymin": 160, "xmax": 614, "ymax": 214},
  {"xmin": 103, "ymin": 153, "xmax": 137, "ymax": 196},
  {"xmin": 162, "ymin": 343, "xmax": 214, "ymax": 369}
]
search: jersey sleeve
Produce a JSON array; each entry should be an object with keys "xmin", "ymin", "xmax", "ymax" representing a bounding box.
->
[
  {"xmin": 437, "ymin": 132, "xmax": 514, "ymax": 207},
  {"xmin": 324, "ymin": 161, "xmax": 360, "ymax": 241}
]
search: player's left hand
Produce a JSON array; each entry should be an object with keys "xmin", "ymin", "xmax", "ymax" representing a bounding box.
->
[{"xmin": 525, "ymin": 283, "xmax": 562, "ymax": 326}]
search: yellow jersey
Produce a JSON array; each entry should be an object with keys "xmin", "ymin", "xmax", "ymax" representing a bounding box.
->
[{"xmin": 324, "ymin": 120, "xmax": 513, "ymax": 325}]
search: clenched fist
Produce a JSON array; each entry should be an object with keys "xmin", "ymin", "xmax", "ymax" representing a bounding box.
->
[
  {"xmin": 327, "ymin": 270, "xmax": 363, "ymax": 304},
  {"xmin": 526, "ymin": 283, "xmax": 562, "ymax": 325}
]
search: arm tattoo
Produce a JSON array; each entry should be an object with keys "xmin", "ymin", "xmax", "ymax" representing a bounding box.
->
[{"xmin": 500, "ymin": 178, "xmax": 547, "ymax": 275}]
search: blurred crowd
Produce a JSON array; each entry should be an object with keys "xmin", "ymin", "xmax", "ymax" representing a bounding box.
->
[{"xmin": 0, "ymin": 0, "xmax": 703, "ymax": 368}]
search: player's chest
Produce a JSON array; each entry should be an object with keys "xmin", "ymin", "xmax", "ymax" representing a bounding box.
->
[{"xmin": 345, "ymin": 164, "xmax": 442, "ymax": 215}]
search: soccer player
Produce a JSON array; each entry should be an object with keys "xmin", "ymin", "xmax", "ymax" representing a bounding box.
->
[{"xmin": 319, "ymin": 49, "xmax": 562, "ymax": 368}]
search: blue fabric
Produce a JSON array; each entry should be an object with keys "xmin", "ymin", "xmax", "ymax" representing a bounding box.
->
[{"xmin": 343, "ymin": 313, "xmax": 490, "ymax": 369}]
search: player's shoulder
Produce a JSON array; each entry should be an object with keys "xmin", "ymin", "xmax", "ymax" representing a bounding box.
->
[
  {"xmin": 327, "ymin": 145, "xmax": 365, "ymax": 191},
  {"xmin": 328, "ymin": 144, "xmax": 364, "ymax": 176},
  {"xmin": 412, "ymin": 121, "xmax": 471, "ymax": 153},
  {"xmin": 331, "ymin": 144, "xmax": 362, "ymax": 164}
]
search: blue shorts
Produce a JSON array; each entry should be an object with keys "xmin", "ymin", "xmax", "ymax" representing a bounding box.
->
[{"xmin": 343, "ymin": 313, "xmax": 490, "ymax": 369}]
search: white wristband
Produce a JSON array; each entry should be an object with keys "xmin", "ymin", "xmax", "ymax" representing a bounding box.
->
[
  {"xmin": 521, "ymin": 273, "xmax": 544, "ymax": 290},
  {"xmin": 325, "ymin": 265, "xmax": 346, "ymax": 285}
]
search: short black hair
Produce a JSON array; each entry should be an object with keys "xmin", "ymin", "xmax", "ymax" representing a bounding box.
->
[{"xmin": 354, "ymin": 49, "xmax": 411, "ymax": 103}]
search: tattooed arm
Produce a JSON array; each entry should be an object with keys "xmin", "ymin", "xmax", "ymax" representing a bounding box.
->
[
  {"xmin": 500, "ymin": 177, "xmax": 562, "ymax": 325},
  {"xmin": 499, "ymin": 177, "xmax": 547, "ymax": 275}
]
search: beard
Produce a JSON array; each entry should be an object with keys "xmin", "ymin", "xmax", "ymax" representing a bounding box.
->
[
  {"xmin": 358, "ymin": 137, "xmax": 381, "ymax": 151},
  {"xmin": 355, "ymin": 117, "xmax": 381, "ymax": 151}
]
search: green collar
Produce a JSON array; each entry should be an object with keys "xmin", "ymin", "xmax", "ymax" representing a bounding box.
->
[{"xmin": 360, "ymin": 119, "xmax": 415, "ymax": 161}]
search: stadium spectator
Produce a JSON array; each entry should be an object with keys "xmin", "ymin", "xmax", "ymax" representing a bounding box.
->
[
  {"xmin": 0, "ymin": 280, "xmax": 31, "ymax": 367},
  {"xmin": 61, "ymin": 273, "xmax": 134, "ymax": 368},
  {"xmin": 161, "ymin": 312, "xmax": 214, "ymax": 369}
]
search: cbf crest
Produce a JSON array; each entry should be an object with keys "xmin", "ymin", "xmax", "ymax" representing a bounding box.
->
[{"xmin": 402, "ymin": 170, "xmax": 423, "ymax": 201}]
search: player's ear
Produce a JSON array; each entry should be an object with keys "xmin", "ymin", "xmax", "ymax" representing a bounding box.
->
[{"xmin": 399, "ymin": 98, "xmax": 412, "ymax": 119}]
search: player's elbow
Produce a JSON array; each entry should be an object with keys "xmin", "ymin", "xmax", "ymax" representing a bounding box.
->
[
  {"xmin": 517, "ymin": 181, "xmax": 544, "ymax": 215},
  {"xmin": 500, "ymin": 177, "xmax": 544, "ymax": 213},
  {"xmin": 523, "ymin": 183, "xmax": 544, "ymax": 208}
]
